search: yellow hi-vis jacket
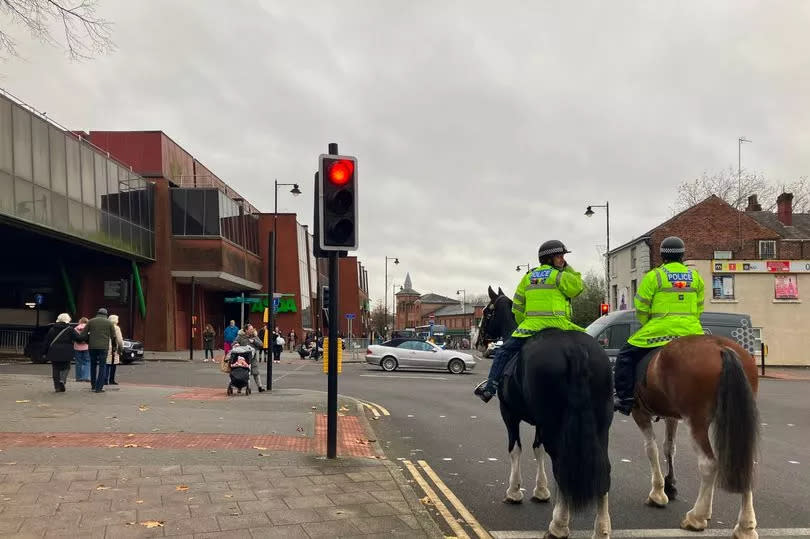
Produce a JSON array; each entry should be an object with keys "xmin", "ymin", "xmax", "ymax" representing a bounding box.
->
[
  {"xmin": 627, "ymin": 262, "xmax": 705, "ymax": 347},
  {"xmin": 511, "ymin": 264, "xmax": 585, "ymax": 338}
]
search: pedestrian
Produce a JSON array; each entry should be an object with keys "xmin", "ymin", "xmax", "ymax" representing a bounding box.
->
[
  {"xmin": 288, "ymin": 330, "xmax": 296, "ymax": 351},
  {"xmin": 72, "ymin": 317, "xmax": 90, "ymax": 382},
  {"xmin": 274, "ymin": 332, "xmax": 285, "ymax": 362},
  {"xmin": 223, "ymin": 320, "xmax": 238, "ymax": 355},
  {"xmin": 203, "ymin": 323, "xmax": 215, "ymax": 361},
  {"xmin": 43, "ymin": 313, "xmax": 75, "ymax": 392},
  {"xmin": 106, "ymin": 314, "xmax": 125, "ymax": 385},
  {"xmin": 235, "ymin": 324, "xmax": 265, "ymax": 392},
  {"xmin": 257, "ymin": 325, "xmax": 267, "ymax": 362},
  {"xmin": 81, "ymin": 307, "xmax": 115, "ymax": 393}
]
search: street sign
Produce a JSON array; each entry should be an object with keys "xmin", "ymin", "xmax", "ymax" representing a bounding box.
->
[
  {"xmin": 345, "ymin": 313, "xmax": 356, "ymax": 319},
  {"xmin": 224, "ymin": 297, "xmax": 261, "ymax": 304},
  {"xmin": 34, "ymin": 294, "xmax": 44, "ymax": 306}
]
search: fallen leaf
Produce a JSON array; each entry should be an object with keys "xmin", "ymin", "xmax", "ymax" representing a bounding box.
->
[
  {"xmin": 138, "ymin": 405, "xmax": 150, "ymax": 412},
  {"xmin": 106, "ymin": 444, "xmax": 119, "ymax": 448},
  {"xmin": 135, "ymin": 500, "xmax": 144, "ymax": 504},
  {"xmin": 143, "ymin": 445, "xmax": 152, "ymax": 449},
  {"xmin": 140, "ymin": 520, "xmax": 164, "ymax": 528},
  {"xmin": 151, "ymin": 428, "xmax": 160, "ymax": 432},
  {"xmin": 420, "ymin": 496, "xmax": 433, "ymax": 506},
  {"xmin": 252, "ymin": 446, "xmax": 267, "ymax": 451},
  {"xmin": 176, "ymin": 485, "xmax": 189, "ymax": 492},
  {"xmin": 123, "ymin": 444, "xmax": 138, "ymax": 448},
  {"xmin": 96, "ymin": 485, "xmax": 110, "ymax": 490},
  {"xmin": 224, "ymin": 494, "xmax": 233, "ymax": 498},
  {"xmin": 339, "ymin": 405, "xmax": 349, "ymax": 412},
  {"xmin": 125, "ymin": 522, "xmax": 135, "ymax": 526},
  {"xmin": 169, "ymin": 401, "xmax": 175, "ymax": 404},
  {"xmin": 126, "ymin": 433, "xmax": 135, "ymax": 438},
  {"xmin": 15, "ymin": 400, "xmax": 30, "ymax": 403}
]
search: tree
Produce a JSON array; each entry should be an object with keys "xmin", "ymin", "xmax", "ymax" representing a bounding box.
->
[
  {"xmin": 672, "ymin": 167, "xmax": 810, "ymax": 213},
  {"xmin": 1, "ymin": 0, "xmax": 113, "ymax": 60},
  {"xmin": 369, "ymin": 303, "xmax": 393, "ymax": 338},
  {"xmin": 570, "ymin": 271, "xmax": 606, "ymax": 328},
  {"xmin": 466, "ymin": 293, "xmax": 490, "ymax": 306}
]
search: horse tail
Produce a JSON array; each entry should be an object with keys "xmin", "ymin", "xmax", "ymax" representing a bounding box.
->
[
  {"xmin": 714, "ymin": 347, "xmax": 759, "ymax": 493},
  {"xmin": 555, "ymin": 343, "xmax": 603, "ymax": 511}
]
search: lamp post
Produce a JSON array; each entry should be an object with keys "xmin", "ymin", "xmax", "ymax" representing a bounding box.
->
[
  {"xmin": 268, "ymin": 180, "xmax": 301, "ymax": 389},
  {"xmin": 456, "ymin": 289, "xmax": 466, "ymax": 308},
  {"xmin": 392, "ymin": 283, "xmax": 400, "ymax": 331},
  {"xmin": 384, "ymin": 256, "xmax": 399, "ymax": 338},
  {"xmin": 515, "ymin": 263, "xmax": 531, "ymax": 273},
  {"xmin": 585, "ymin": 202, "xmax": 610, "ymax": 304},
  {"xmin": 738, "ymin": 137, "xmax": 752, "ymax": 250}
]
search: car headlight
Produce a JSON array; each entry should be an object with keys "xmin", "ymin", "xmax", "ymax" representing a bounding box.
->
[{"xmin": 122, "ymin": 341, "xmax": 133, "ymax": 349}]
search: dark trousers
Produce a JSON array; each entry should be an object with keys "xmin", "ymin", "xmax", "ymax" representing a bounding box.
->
[
  {"xmin": 273, "ymin": 345, "xmax": 282, "ymax": 361},
  {"xmin": 614, "ymin": 343, "xmax": 654, "ymax": 403},
  {"xmin": 51, "ymin": 362, "xmax": 69, "ymax": 390},
  {"xmin": 107, "ymin": 363, "xmax": 117, "ymax": 384},
  {"xmin": 486, "ymin": 337, "xmax": 525, "ymax": 385},
  {"xmin": 89, "ymin": 349, "xmax": 107, "ymax": 391},
  {"xmin": 204, "ymin": 347, "xmax": 214, "ymax": 359}
]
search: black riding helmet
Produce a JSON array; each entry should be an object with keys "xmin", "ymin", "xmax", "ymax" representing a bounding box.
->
[
  {"xmin": 538, "ymin": 240, "xmax": 570, "ymax": 265},
  {"xmin": 660, "ymin": 236, "xmax": 685, "ymax": 262}
]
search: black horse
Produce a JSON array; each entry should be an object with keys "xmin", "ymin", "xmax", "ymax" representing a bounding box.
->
[{"xmin": 477, "ymin": 286, "xmax": 614, "ymax": 538}]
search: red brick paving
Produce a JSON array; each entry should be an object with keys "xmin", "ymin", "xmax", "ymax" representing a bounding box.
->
[
  {"xmin": 0, "ymin": 416, "xmax": 377, "ymax": 457},
  {"xmin": 169, "ymin": 387, "xmax": 228, "ymax": 400}
]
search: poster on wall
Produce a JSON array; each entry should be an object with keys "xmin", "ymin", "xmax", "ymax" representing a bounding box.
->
[
  {"xmin": 712, "ymin": 275, "xmax": 734, "ymax": 299},
  {"xmin": 774, "ymin": 275, "xmax": 799, "ymax": 300}
]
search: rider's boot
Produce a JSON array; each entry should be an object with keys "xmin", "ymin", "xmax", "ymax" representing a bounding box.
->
[{"xmin": 474, "ymin": 379, "xmax": 496, "ymax": 403}]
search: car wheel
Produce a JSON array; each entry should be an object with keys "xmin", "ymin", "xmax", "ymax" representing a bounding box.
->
[
  {"xmin": 448, "ymin": 358, "xmax": 465, "ymax": 374},
  {"xmin": 381, "ymin": 356, "xmax": 398, "ymax": 372}
]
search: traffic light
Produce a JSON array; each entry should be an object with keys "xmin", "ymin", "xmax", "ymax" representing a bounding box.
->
[
  {"xmin": 318, "ymin": 154, "xmax": 358, "ymax": 251},
  {"xmin": 600, "ymin": 303, "xmax": 610, "ymax": 316}
]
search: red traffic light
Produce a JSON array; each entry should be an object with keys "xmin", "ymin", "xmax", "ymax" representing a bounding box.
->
[
  {"xmin": 600, "ymin": 303, "xmax": 609, "ymax": 316},
  {"xmin": 328, "ymin": 159, "xmax": 354, "ymax": 186}
]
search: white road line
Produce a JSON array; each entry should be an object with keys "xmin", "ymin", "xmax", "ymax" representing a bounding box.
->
[
  {"xmin": 402, "ymin": 459, "xmax": 470, "ymax": 539},
  {"xmin": 490, "ymin": 529, "xmax": 810, "ymax": 538},
  {"xmin": 272, "ymin": 363, "xmax": 309, "ymax": 383},
  {"xmin": 417, "ymin": 460, "xmax": 491, "ymax": 539},
  {"xmin": 360, "ymin": 374, "xmax": 449, "ymax": 381}
]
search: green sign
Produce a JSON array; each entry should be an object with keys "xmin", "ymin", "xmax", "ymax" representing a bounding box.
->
[
  {"xmin": 224, "ymin": 296, "xmax": 262, "ymax": 304},
  {"xmin": 249, "ymin": 296, "xmax": 297, "ymax": 313}
]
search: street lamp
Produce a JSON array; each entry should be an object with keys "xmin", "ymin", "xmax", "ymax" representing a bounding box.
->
[
  {"xmin": 268, "ymin": 180, "xmax": 302, "ymax": 389},
  {"xmin": 738, "ymin": 137, "xmax": 752, "ymax": 250},
  {"xmin": 384, "ymin": 256, "xmax": 399, "ymax": 337},
  {"xmin": 585, "ymin": 202, "xmax": 610, "ymax": 304},
  {"xmin": 516, "ymin": 263, "xmax": 531, "ymax": 273},
  {"xmin": 392, "ymin": 283, "xmax": 400, "ymax": 331},
  {"xmin": 456, "ymin": 289, "xmax": 466, "ymax": 308}
]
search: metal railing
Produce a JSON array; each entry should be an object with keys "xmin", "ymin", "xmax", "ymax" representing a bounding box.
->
[{"xmin": 0, "ymin": 329, "xmax": 32, "ymax": 354}]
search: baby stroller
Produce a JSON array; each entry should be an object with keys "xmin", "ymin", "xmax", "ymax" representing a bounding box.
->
[{"xmin": 226, "ymin": 345, "xmax": 253, "ymax": 396}]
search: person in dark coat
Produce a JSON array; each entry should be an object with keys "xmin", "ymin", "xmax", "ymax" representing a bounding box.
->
[
  {"xmin": 81, "ymin": 308, "xmax": 114, "ymax": 393},
  {"xmin": 43, "ymin": 313, "xmax": 75, "ymax": 392}
]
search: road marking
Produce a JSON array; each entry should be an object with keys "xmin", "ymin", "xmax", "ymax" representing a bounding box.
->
[
  {"xmin": 417, "ymin": 460, "xmax": 491, "ymax": 539},
  {"xmin": 402, "ymin": 459, "xmax": 470, "ymax": 539},
  {"xmin": 361, "ymin": 402, "xmax": 380, "ymax": 418},
  {"xmin": 361, "ymin": 399, "xmax": 391, "ymax": 416},
  {"xmin": 360, "ymin": 373, "xmax": 449, "ymax": 381},
  {"xmin": 272, "ymin": 363, "xmax": 309, "ymax": 383},
  {"xmin": 490, "ymin": 529, "xmax": 810, "ymax": 538}
]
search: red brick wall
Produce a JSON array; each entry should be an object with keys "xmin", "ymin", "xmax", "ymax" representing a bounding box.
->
[{"xmin": 87, "ymin": 131, "xmax": 164, "ymax": 178}]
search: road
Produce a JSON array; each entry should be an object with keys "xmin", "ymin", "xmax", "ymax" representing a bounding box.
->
[{"xmin": 3, "ymin": 355, "xmax": 809, "ymax": 538}]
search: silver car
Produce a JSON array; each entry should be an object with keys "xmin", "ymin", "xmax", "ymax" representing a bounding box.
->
[{"xmin": 365, "ymin": 338, "xmax": 476, "ymax": 374}]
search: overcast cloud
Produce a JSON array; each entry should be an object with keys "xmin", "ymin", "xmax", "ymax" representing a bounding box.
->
[{"xmin": 3, "ymin": 0, "xmax": 809, "ymax": 303}]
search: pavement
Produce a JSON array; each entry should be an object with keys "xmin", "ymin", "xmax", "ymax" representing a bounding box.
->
[
  {"xmin": 0, "ymin": 373, "xmax": 442, "ymax": 538},
  {"xmin": 143, "ymin": 350, "xmax": 368, "ymax": 364}
]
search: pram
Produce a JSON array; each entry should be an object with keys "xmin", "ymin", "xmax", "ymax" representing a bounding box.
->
[{"xmin": 226, "ymin": 345, "xmax": 253, "ymax": 396}]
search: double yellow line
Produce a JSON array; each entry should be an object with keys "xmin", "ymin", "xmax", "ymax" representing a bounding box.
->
[
  {"xmin": 402, "ymin": 459, "xmax": 491, "ymax": 539},
  {"xmin": 359, "ymin": 399, "xmax": 390, "ymax": 418}
]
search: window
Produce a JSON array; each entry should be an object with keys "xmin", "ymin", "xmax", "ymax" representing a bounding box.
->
[
  {"xmin": 595, "ymin": 324, "xmax": 630, "ymax": 349},
  {"xmin": 0, "ymin": 99, "xmax": 11, "ymax": 174},
  {"xmin": 630, "ymin": 246, "xmax": 637, "ymax": 270},
  {"xmin": 774, "ymin": 274, "xmax": 798, "ymax": 300},
  {"xmin": 66, "ymin": 137, "xmax": 81, "ymax": 202},
  {"xmin": 49, "ymin": 128, "xmax": 66, "ymax": 195},
  {"xmin": 712, "ymin": 275, "xmax": 735, "ymax": 300},
  {"xmin": 32, "ymin": 117, "xmax": 50, "ymax": 188},
  {"xmin": 80, "ymin": 145, "xmax": 95, "ymax": 206},
  {"xmin": 759, "ymin": 240, "xmax": 776, "ymax": 260},
  {"xmin": 12, "ymin": 105, "xmax": 32, "ymax": 181},
  {"xmin": 611, "ymin": 285, "xmax": 618, "ymax": 310},
  {"xmin": 631, "ymin": 279, "xmax": 637, "ymax": 300}
]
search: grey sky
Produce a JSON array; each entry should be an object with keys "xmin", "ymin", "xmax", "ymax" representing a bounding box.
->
[{"xmin": 3, "ymin": 0, "xmax": 809, "ymax": 304}]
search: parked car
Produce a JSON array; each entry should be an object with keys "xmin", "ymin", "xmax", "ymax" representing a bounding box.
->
[
  {"xmin": 25, "ymin": 323, "xmax": 143, "ymax": 364},
  {"xmin": 365, "ymin": 338, "xmax": 476, "ymax": 374},
  {"xmin": 585, "ymin": 310, "xmax": 758, "ymax": 367}
]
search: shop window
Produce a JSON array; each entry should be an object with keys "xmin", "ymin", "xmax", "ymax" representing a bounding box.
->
[
  {"xmin": 12, "ymin": 105, "xmax": 32, "ymax": 181},
  {"xmin": 630, "ymin": 246, "xmax": 637, "ymax": 270},
  {"xmin": 774, "ymin": 274, "xmax": 799, "ymax": 300},
  {"xmin": 759, "ymin": 240, "xmax": 776, "ymax": 260},
  {"xmin": 631, "ymin": 279, "xmax": 637, "ymax": 300},
  {"xmin": 712, "ymin": 275, "xmax": 735, "ymax": 300}
]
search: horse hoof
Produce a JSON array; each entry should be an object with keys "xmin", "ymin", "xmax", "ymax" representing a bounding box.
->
[
  {"xmin": 680, "ymin": 517, "xmax": 707, "ymax": 532},
  {"xmin": 732, "ymin": 524, "xmax": 759, "ymax": 539},
  {"xmin": 646, "ymin": 496, "xmax": 668, "ymax": 508},
  {"xmin": 531, "ymin": 495, "xmax": 550, "ymax": 504},
  {"xmin": 502, "ymin": 496, "xmax": 523, "ymax": 505}
]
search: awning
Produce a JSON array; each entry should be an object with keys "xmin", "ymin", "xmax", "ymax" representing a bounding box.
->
[{"xmin": 171, "ymin": 271, "xmax": 261, "ymax": 291}]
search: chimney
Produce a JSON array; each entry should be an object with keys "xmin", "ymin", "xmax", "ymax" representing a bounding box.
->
[
  {"xmin": 777, "ymin": 192, "xmax": 794, "ymax": 226},
  {"xmin": 745, "ymin": 194, "xmax": 762, "ymax": 212}
]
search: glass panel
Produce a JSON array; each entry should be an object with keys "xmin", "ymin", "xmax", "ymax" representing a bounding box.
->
[
  {"xmin": 12, "ymin": 105, "xmax": 32, "ymax": 180},
  {"xmin": 33, "ymin": 186, "xmax": 51, "ymax": 225},
  {"xmin": 185, "ymin": 189, "xmax": 204, "ymax": 235},
  {"xmin": 203, "ymin": 189, "xmax": 219, "ymax": 235},
  {"xmin": 94, "ymin": 152, "xmax": 106, "ymax": 209},
  {"xmin": 68, "ymin": 200, "xmax": 83, "ymax": 234},
  {"xmin": 104, "ymin": 161, "xmax": 119, "ymax": 215},
  {"xmin": 130, "ymin": 188, "xmax": 141, "ymax": 228},
  {"xmin": 49, "ymin": 128, "xmax": 66, "ymax": 195},
  {"xmin": 120, "ymin": 219, "xmax": 132, "ymax": 251},
  {"xmin": 14, "ymin": 178, "xmax": 34, "ymax": 220},
  {"xmin": 120, "ymin": 188, "xmax": 132, "ymax": 221},
  {"xmin": 0, "ymin": 98, "xmax": 12, "ymax": 173},
  {"xmin": 32, "ymin": 117, "xmax": 50, "ymax": 188},
  {"xmin": 83, "ymin": 205, "xmax": 98, "ymax": 236},
  {"xmin": 66, "ymin": 136, "xmax": 81, "ymax": 201},
  {"xmin": 171, "ymin": 189, "xmax": 186, "ymax": 234},
  {"xmin": 50, "ymin": 193, "xmax": 67, "ymax": 228},
  {"xmin": 0, "ymin": 171, "xmax": 13, "ymax": 215},
  {"xmin": 80, "ymin": 145, "xmax": 94, "ymax": 206},
  {"xmin": 130, "ymin": 225, "xmax": 142, "ymax": 255}
]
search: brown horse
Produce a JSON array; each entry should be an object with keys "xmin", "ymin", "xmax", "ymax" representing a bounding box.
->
[{"xmin": 630, "ymin": 335, "xmax": 760, "ymax": 539}]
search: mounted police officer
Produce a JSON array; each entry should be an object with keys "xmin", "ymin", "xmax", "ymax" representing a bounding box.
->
[
  {"xmin": 614, "ymin": 236, "xmax": 705, "ymax": 415},
  {"xmin": 474, "ymin": 240, "xmax": 585, "ymax": 402}
]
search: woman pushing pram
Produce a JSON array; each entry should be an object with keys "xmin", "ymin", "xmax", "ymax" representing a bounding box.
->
[{"xmin": 225, "ymin": 324, "xmax": 266, "ymax": 395}]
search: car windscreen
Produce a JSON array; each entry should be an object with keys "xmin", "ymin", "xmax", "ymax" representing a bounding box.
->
[{"xmin": 585, "ymin": 318, "xmax": 610, "ymax": 338}]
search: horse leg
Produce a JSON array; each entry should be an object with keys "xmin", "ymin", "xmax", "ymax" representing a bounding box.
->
[
  {"xmin": 663, "ymin": 418, "xmax": 678, "ymax": 500},
  {"xmin": 680, "ymin": 421, "xmax": 717, "ymax": 532},
  {"xmin": 503, "ymin": 415, "xmax": 524, "ymax": 503},
  {"xmin": 632, "ymin": 407, "xmax": 668, "ymax": 507},
  {"xmin": 545, "ymin": 489, "xmax": 571, "ymax": 539},
  {"xmin": 732, "ymin": 490, "xmax": 758, "ymax": 539},
  {"xmin": 532, "ymin": 430, "xmax": 551, "ymax": 502},
  {"xmin": 591, "ymin": 493, "xmax": 611, "ymax": 539}
]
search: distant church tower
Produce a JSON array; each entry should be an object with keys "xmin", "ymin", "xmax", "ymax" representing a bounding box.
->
[{"xmin": 395, "ymin": 272, "xmax": 420, "ymax": 330}]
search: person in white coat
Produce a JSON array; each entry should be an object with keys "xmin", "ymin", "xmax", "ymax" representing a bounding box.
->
[{"xmin": 106, "ymin": 314, "xmax": 125, "ymax": 385}]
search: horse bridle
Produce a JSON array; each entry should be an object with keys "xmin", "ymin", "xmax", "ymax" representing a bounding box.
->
[{"xmin": 482, "ymin": 294, "xmax": 511, "ymax": 342}]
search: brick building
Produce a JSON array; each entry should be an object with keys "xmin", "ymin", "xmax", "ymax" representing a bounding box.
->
[
  {"xmin": 394, "ymin": 273, "xmax": 484, "ymax": 338},
  {"xmin": 608, "ymin": 193, "xmax": 810, "ymax": 365}
]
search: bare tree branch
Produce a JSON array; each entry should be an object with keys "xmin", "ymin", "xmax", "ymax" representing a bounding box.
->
[{"xmin": 0, "ymin": 0, "xmax": 113, "ymax": 61}]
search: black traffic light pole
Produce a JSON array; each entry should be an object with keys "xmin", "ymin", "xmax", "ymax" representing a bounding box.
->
[{"xmin": 326, "ymin": 142, "xmax": 340, "ymax": 459}]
